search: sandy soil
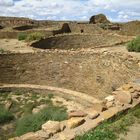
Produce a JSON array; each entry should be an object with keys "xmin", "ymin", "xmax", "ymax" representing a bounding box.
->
[
  {"xmin": 119, "ymin": 123, "xmax": 140, "ymax": 140},
  {"xmin": 0, "ymin": 39, "xmax": 37, "ymax": 53},
  {"xmin": 104, "ymin": 45, "xmax": 140, "ymax": 59}
]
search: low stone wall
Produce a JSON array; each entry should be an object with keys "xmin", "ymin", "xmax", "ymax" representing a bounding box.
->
[
  {"xmin": 67, "ymin": 23, "xmax": 104, "ymax": 34},
  {"xmin": 0, "ymin": 30, "xmax": 53, "ymax": 39},
  {"xmin": 0, "ymin": 50, "xmax": 139, "ymax": 99},
  {"xmin": 31, "ymin": 34, "xmax": 131, "ymax": 50},
  {"xmin": 119, "ymin": 21, "xmax": 140, "ymax": 36}
]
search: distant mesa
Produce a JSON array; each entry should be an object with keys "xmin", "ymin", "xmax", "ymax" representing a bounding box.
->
[{"xmin": 89, "ymin": 14, "xmax": 110, "ymax": 24}]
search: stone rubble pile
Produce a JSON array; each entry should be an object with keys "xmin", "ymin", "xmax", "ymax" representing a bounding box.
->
[{"xmin": 10, "ymin": 82, "xmax": 140, "ymax": 140}]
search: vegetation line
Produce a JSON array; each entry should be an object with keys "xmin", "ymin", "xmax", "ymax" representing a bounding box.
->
[{"xmin": 76, "ymin": 104, "xmax": 140, "ymax": 140}]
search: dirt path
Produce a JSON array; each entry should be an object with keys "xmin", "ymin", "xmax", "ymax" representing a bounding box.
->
[
  {"xmin": 103, "ymin": 45, "xmax": 140, "ymax": 59},
  {"xmin": 119, "ymin": 123, "xmax": 140, "ymax": 140},
  {"xmin": 0, "ymin": 83, "xmax": 101, "ymax": 106}
]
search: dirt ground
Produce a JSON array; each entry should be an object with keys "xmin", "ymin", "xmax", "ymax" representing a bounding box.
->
[
  {"xmin": 119, "ymin": 123, "xmax": 140, "ymax": 140},
  {"xmin": 0, "ymin": 39, "xmax": 37, "ymax": 53}
]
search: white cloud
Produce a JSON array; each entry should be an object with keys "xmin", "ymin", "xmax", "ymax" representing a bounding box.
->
[
  {"xmin": 0, "ymin": 0, "xmax": 14, "ymax": 6},
  {"xmin": 0, "ymin": 0, "xmax": 139, "ymax": 22}
]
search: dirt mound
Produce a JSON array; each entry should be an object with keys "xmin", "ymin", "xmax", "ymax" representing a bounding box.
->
[
  {"xmin": 120, "ymin": 21, "xmax": 140, "ymax": 36},
  {"xmin": 89, "ymin": 14, "xmax": 110, "ymax": 24}
]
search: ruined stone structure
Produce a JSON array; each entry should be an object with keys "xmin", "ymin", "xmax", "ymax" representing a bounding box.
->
[
  {"xmin": 120, "ymin": 21, "xmax": 140, "ymax": 36},
  {"xmin": 0, "ymin": 14, "xmax": 140, "ymax": 140},
  {"xmin": 31, "ymin": 34, "xmax": 130, "ymax": 50},
  {"xmin": 0, "ymin": 50, "xmax": 139, "ymax": 99},
  {"xmin": 0, "ymin": 16, "xmax": 35, "ymax": 27},
  {"xmin": 89, "ymin": 14, "xmax": 110, "ymax": 24}
]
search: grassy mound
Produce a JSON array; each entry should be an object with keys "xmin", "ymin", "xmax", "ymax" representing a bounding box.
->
[
  {"xmin": 0, "ymin": 105, "xmax": 14, "ymax": 124},
  {"xmin": 127, "ymin": 36, "xmax": 140, "ymax": 52},
  {"xmin": 16, "ymin": 106, "xmax": 68, "ymax": 136}
]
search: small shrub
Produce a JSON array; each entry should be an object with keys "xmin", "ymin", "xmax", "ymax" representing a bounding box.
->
[
  {"xmin": 18, "ymin": 33, "xmax": 27, "ymax": 41},
  {"xmin": 100, "ymin": 23, "xmax": 108, "ymax": 30},
  {"xmin": 0, "ymin": 48, "xmax": 4, "ymax": 54},
  {"xmin": 127, "ymin": 36, "xmax": 140, "ymax": 52},
  {"xmin": 16, "ymin": 106, "xmax": 67, "ymax": 136},
  {"xmin": 0, "ymin": 105, "xmax": 14, "ymax": 124},
  {"xmin": 26, "ymin": 32, "xmax": 44, "ymax": 42},
  {"xmin": 22, "ymin": 103, "xmax": 36, "ymax": 115},
  {"xmin": 48, "ymin": 93, "xmax": 54, "ymax": 99}
]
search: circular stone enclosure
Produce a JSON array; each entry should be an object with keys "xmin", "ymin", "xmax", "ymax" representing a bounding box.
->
[{"xmin": 31, "ymin": 34, "xmax": 124, "ymax": 50}]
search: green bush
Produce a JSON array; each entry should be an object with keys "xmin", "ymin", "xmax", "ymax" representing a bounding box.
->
[
  {"xmin": 100, "ymin": 23, "xmax": 108, "ymax": 30},
  {"xmin": 25, "ymin": 32, "xmax": 44, "ymax": 42},
  {"xmin": 22, "ymin": 103, "xmax": 36, "ymax": 116},
  {"xmin": 48, "ymin": 93, "xmax": 54, "ymax": 99},
  {"xmin": 127, "ymin": 36, "xmax": 140, "ymax": 52},
  {"xmin": 18, "ymin": 33, "xmax": 27, "ymax": 41},
  {"xmin": 0, "ymin": 105, "xmax": 14, "ymax": 124},
  {"xmin": 0, "ymin": 48, "xmax": 4, "ymax": 54},
  {"xmin": 16, "ymin": 106, "xmax": 68, "ymax": 136}
]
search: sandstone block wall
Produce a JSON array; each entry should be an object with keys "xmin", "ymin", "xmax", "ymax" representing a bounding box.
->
[{"xmin": 67, "ymin": 23, "xmax": 104, "ymax": 34}]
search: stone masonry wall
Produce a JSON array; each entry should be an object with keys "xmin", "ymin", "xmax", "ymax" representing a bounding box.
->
[{"xmin": 31, "ymin": 34, "xmax": 130, "ymax": 50}]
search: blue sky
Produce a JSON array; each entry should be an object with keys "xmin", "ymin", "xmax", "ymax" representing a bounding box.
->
[{"xmin": 0, "ymin": 0, "xmax": 140, "ymax": 22}]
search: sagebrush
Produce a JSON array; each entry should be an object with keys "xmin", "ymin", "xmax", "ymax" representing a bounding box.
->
[
  {"xmin": 16, "ymin": 106, "xmax": 68, "ymax": 136},
  {"xmin": 0, "ymin": 105, "xmax": 14, "ymax": 124},
  {"xmin": 127, "ymin": 36, "xmax": 140, "ymax": 52}
]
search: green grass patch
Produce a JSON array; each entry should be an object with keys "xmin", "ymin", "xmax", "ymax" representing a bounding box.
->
[
  {"xmin": 18, "ymin": 32, "xmax": 44, "ymax": 42},
  {"xmin": 15, "ymin": 106, "xmax": 68, "ymax": 136},
  {"xmin": 127, "ymin": 36, "xmax": 140, "ymax": 52},
  {"xmin": 0, "ymin": 48, "xmax": 5, "ymax": 54},
  {"xmin": 75, "ymin": 105, "xmax": 140, "ymax": 140},
  {"xmin": 30, "ymin": 94, "xmax": 38, "ymax": 100},
  {"xmin": 25, "ymin": 32, "xmax": 44, "ymax": 42},
  {"xmin": 0, "ymin": 105, "xmax": 14, "ymax": 124},
  {"xmin": 18, "ymin": 33, "xmax": 28, "ymax": 41},
  {"xmin": 22, "ymin": 102, "xmax": 36, "ymax": 116},
  {"xmin": 47, "ymin": 93, "xmax": 54, "ymax": 99}
]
